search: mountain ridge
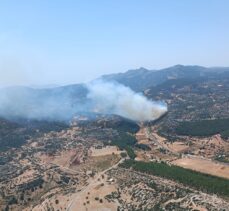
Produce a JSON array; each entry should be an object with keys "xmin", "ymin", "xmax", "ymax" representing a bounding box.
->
[{"xmin": 100, "ymin": 65, "xmax": 229, "ymax": 91}]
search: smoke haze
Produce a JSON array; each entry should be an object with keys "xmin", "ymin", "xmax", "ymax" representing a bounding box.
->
[{"xmin": 0, "ymin": 81, "xmax": 167, "ymax": 122}]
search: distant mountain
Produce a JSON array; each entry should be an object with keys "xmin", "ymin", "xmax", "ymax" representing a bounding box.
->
[
  {"xmin": 101, "ymin": 65, "xmax": 229, "ymax": 91},
  {"xmin": 1, "ymin": 65, "xmax": 229, "ymax": 121}
]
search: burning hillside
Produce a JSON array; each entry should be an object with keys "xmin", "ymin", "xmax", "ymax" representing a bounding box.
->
[{"xmin": 0, "ymin": 81, "xmax": 167, "ymax": 122}]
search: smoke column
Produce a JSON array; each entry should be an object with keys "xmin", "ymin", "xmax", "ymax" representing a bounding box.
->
[
  {"xmin": 0, "ymin": 81, "xmax": 167, "ymax": 122},
  {"xmin": 86, "ymin": 80, "xmax": 167, "ymax": 121}
]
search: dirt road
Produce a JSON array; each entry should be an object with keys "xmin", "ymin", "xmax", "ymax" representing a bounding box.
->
[{"xmin": 66, "ymin": 159, "xmax": 124, "ymax": 211}]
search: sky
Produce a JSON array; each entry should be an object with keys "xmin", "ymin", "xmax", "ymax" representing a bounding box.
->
[{"xmin": 0, "ymin": 0, "xmax": 229, "ymax": 87}]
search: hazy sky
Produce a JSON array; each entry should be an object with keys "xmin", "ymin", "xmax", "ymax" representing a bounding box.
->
[{"xmin": 0, "ymin": 0, "xmax": 229, "ymax": 86}]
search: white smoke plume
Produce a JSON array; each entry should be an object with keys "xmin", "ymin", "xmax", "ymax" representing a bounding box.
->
[
  {"xmin": 86, "ymin": 80, "xmax": 167, "ymax": 121},
  {"xmin": 0, "ymin": 80, "xmax": 167, "ymax": 122}
]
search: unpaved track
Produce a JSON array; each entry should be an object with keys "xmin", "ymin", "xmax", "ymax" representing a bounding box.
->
[{"xmin": 66, "ymin": 159, "xmax": 124, "ymax": 211}]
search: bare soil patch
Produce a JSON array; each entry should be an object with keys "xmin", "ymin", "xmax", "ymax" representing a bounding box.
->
[
  {"xmin": 90, "ymin": 146, "xmax": 121, "ymax": 157},
  {"xmin": 172, "ymin": 156, "xmax": 229, "ymax": 179}
]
